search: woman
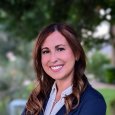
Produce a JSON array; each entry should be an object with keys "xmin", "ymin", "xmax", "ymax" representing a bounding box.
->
[{"xmin": 22, "ymin": 23, "xmax": 106, "ymax": 115}]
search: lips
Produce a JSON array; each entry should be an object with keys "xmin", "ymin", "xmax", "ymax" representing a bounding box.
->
[{"xmin": 50, "ymin": 65, "xmax": 63, "ymax": 72}]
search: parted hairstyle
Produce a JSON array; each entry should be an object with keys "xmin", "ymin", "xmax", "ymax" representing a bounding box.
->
[{"xmin": 25, "ymin": 23, "xmax": 88, "ymax": 115}]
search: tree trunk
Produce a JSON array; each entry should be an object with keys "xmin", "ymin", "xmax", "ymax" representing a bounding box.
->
[
  {"xmin": 111, "ymin": 25, "xmax": 115, "ymax": 66},
  {"xmin": 111, "ymin": 40, "xmax": 115, "ymax": 66}
]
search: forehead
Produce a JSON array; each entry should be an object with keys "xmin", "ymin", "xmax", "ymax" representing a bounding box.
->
[{"xmin": 41, "ymin": 31, "xmax": 69, "ymax": 48}]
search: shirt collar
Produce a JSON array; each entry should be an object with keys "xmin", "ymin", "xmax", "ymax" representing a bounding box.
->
[{"xmin": 50, "ymin": 82, "xmax": 73, "ymax": 98}]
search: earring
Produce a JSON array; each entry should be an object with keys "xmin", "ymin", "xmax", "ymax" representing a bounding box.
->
[
  {"xmin": 75, "ymin": 57, "xmax": 78, "ymax": 61},
  {"xmin": 76, "ymin": 57, "xmax": 79, "ymax": 62}
]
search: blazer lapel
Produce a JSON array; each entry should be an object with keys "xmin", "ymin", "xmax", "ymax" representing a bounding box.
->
[
  {"xmin": 56, "ymin": 105, "xmax": 66, "ymax": 115},
  {"xmin": 56, "ymin": 105, "xmax": 78, "ymax": 115}
]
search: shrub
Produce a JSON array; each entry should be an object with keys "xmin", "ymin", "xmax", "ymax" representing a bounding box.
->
[
  {"xmin": 86, "ymin": 50, "xmax": 110, "ymax": 81},
  {"xmin": 102, "ymin": 65, "xmax": 115, "ymax": 84}
]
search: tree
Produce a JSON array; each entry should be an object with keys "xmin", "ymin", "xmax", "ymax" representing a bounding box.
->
[{"xmin": 0, "ymin": 0, "xmax": 115, "ymax": 64}]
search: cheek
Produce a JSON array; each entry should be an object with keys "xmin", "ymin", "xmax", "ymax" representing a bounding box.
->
[
  {"xmin": 63, "ymin": 51, "xmax": 76, "ymax": 61},
  {"xmin": 41, "ymin": 55, "xmax": 49, "ymax": 66}
]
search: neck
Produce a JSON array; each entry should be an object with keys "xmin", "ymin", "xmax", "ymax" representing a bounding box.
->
[{"xmin": 55, "ymin": 79, "xmax": 72, "ymax": 94}]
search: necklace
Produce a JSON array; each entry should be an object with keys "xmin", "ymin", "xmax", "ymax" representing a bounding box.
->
[
  {"xmin": 54, "ymin": 100, "xmax": 58, "ymax": 104},
  {"xmin": 54, "ymin": 99, "xmax": 59, "ymax": 104}
]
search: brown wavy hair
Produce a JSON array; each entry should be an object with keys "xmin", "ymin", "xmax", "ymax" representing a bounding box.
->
[{"xmin": 25, "ymin": 23, "xmax": 88, "ymax": 115}]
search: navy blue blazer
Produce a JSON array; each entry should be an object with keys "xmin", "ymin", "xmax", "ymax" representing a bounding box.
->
[{"xmin": 22, "ymin": 84, "xmax": 106, "ymax": 115}]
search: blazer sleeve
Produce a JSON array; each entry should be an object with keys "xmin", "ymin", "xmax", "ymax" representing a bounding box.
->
[{"xmin": 77, "ymin": 98, "xmax": 106, "ymax": 115}]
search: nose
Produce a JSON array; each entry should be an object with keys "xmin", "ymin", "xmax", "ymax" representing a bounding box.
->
[{"xmin": 50, "ymin": 52, "xmax": 58, "ymax": 63}]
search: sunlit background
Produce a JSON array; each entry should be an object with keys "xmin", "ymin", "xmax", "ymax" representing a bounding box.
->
[{"xmin": 0, "ymin": 0, "xmax": 115, "ymax": 115}]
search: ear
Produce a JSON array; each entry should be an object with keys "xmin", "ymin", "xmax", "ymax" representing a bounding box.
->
[{"xmin": 75, "ymin": 52, "xmax": 80, "ymax": 61}]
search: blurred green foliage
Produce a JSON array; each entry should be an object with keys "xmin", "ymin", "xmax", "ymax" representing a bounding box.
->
[
  {"xmin": 0, "ymin": 83, "xmax": 34, "ymax": 115},
  {"xmin": 0, "ymin": 0, "xmax": 115, "ymax": 46},
  {"xmin": 0, "ymin": 0, "xmax": 115, "ymax": 65},
  {"xmin": 0, "ymin": 14, "xmax": 35, "ymax": 114},
  {"xmin": 86, "ymin": 50, "xmax": 110, "ymax": 81},
  {"xmin": 102, "ymin": 65, "xmax": 115, "ymax": 83}
]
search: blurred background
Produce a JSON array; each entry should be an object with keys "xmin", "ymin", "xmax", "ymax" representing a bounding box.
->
[{"xmin": 0, "ymin": 0, "xmax": 115, "ymax": 115}]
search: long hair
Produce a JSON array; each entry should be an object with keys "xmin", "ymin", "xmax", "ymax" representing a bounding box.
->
[{"xmin": 25, "ymin": 23, "xmax": 88, "ymax": 114}]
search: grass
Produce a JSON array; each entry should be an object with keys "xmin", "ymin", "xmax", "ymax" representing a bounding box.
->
[{"xmin": 98, "ymin": 88, "xmax": 115, "ymax": 115}]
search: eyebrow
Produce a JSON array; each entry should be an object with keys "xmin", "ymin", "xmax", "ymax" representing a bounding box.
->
[
  {"xmin": 41, "ymin": 47, "xmax": 49, "ymax": 51},
  {"xmin": 55, "ymin": 44, "xmax": 66, "ymax": 48},
  {"xmin": 41, "ymin": 44, "xmax": 66, "ymax": 50}
]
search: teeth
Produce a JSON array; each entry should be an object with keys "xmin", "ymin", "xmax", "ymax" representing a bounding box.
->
[{"xmin": 51, "ymin": 66, "xmax": 62, "ymax": 70}]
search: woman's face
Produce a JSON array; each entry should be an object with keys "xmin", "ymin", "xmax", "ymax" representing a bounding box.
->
[{"xmin": 41, "ymin": 31, "xmax": 76, "ymax": 82}]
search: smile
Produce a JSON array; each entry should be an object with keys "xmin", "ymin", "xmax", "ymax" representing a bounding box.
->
[{"xmin": 50, "ymin": 65, "xmax": 63, "ymax": 72}]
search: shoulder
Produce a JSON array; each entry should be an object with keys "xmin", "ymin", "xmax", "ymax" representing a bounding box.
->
[
  {"xmin": 75, "ymin": 84, "xmax": 106, "ymax": 115},
  {"xmin": 81, "ymin": 84, "xmax": 105, "ymax": 102}
]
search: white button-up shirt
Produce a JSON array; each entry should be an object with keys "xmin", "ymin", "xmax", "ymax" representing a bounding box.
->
[{"xmin": 44, "ymin": 83, "xmax": 72, "ymax": 115}]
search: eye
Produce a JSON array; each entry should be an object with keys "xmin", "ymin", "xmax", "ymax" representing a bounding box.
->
[
  {"xmin": 57, "ymin": 47, "xmax": 65, "ymax": 51},
  {"xmin": 41, "ymin": 50, "xmax": 50, "ymax": 54}
]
